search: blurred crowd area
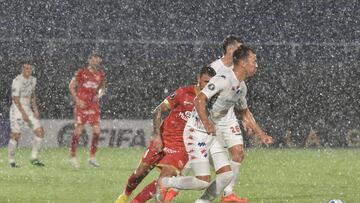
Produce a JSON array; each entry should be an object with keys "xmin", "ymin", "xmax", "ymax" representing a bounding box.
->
[{"xmin": 0, "ymin": 0, "xmax": 359, "ymax": 147}]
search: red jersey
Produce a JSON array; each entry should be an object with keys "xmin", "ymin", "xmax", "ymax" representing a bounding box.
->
[
  {"xmin": 162, "ymin": 86, "xmax": 197, "ymax": 150},
  {"xmin": 75, "ymin": 67, "xmax": 105, "ymax": 107}
]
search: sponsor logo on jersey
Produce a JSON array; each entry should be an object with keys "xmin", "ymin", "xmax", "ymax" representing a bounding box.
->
[
  {"xmin": 179, "ymin": 111, "xmax": 191, "ymax": 121},
  {"xmin": 183, "ymin": 101, "xmax": 193, "ymax": 105},
  {"xmin": 83, "ymin": 81, "xmax": 99, "ymax": 89}
]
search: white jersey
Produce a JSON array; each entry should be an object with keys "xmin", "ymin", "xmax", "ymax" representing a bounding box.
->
[
  {"xmin": 11, "ymin": 74, "xmax": 37, "ymax": 110},
  {"xmin": 210, "ymin": 58, "xmax": 247, "ymax": 124},
  {"xmin": 187, "ymin": 69, "xmax": 248, "ymax": 131}
]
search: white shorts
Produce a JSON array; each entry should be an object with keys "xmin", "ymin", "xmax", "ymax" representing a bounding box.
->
[
  {"xmin": 215, "ymin": 121, "xmax": 244, "ymax": 149},
  {"xmin": 10, "ymin": 106, "xmax": 42, "ymax": 133},
  {"xmin": 183, "ymin": 125, "xmax": 229, "ymax": 176}
]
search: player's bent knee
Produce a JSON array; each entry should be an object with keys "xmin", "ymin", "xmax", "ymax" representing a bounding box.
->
[
  {"xmin": 34, "ymin": 127, "xmax": 45, "ymax": 138},
  {"xmin": 10, "ymin": 133, "xmax": 21, "ymax": 140}
]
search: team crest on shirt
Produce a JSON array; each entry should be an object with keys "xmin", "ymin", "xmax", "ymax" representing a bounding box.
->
[
  {"xmin": 208, "ymin": 83, "xmax": 215, "ymax": 90},
  {"xmin": 169, "ymin": 93, "xmax": 176, "ymax": 99}
]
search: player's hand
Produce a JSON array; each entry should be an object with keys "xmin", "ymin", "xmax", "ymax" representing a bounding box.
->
[
  {"xmin": 34, "ymin": 110, "xmax": 40, "ymax": 119},
  {"xmin": 260, "ymin": 133, "xmax": 273, "ymax": 147},
  {"xmin": 151, "ymin": 134, "xmax": 163, "ymax": 152},
  {"xmin": 92, "ymin": 95, "xmax": 100, "ymax": 103},
  {"xmin": 204, "ymin": 121, "xmax": 216, "ymax": 135},
  {"xmin": 21, "ymin": 112, "xmax": 30, "ymax": 122},
  {"xmin": 76, "ymin": 97, "xmax": 86, "ymax": 109}
]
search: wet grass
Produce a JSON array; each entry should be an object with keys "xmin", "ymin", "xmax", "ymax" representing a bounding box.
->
[{"xmin": 0, "ymin": 147, "xmax": 359, "ymax": 203}]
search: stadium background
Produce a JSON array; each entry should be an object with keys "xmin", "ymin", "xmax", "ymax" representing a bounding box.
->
[{"xmin": 0, "ymin": 0, "xmax": 359, "ymax": 147}]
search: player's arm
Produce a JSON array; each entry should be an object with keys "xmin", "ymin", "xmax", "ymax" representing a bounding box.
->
[
  {"xmin": 12, "ymin": 96, "xmax": 30, "ymax": 122},
  {"xmin": 31, "ymin": 91, "xmax": 40, "ymax": 119},
  {"xmin": 237, "ymin": 108, "xmax": 273, "ymax": 146},
  {"xmin": 69, "ymin": 75, "xmax": 85, "ymax": 108},
  {"xmin": 150, "ymin": 100, "xmax": 171, "ymax": 151},
  {"xmin": 93, "ymin": 78, "xmax": 106, "ymax": 103},
  {"xmin": 194, "ymin": 92, "xmax": 215, "ymax": 135}
]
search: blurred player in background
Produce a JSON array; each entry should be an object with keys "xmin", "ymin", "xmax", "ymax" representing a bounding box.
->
[
  {"xmin": 156, "ymin": 46, "xmax": 273, "ymax": 203},
  {"xmin": 114, "ymin": 66, "xmax": 216, "ymax": 203},
  {"xmin": 8, "ymin": 63, "xmax": 45, "ymax": 167},
  {"xmin": 68, "ymin": 53, "xmax": 106, "ymax": 168}
]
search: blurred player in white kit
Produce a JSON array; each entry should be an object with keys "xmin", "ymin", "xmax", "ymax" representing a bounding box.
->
[{"xmin": 8, "ymin": 63, "xmax": 45, "ymax": 167}]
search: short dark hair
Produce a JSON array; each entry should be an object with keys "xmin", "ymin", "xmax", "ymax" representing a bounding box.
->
[
  {"xmin": 222, "ymin": 35, "xmax": 243, "ymax": 54},
  {"xmin": 233, "ymin": 45, "xmax": 255, "ymax": 65},
  {"xmin": 88, "ymin": 53, "xmax": 102, "ymax": 60},
  {"xmin": 199, "ymin": 66, "xmax": 216, "ymax": 77}
]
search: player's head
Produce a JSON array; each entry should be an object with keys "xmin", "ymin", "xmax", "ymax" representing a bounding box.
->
[
  {"xmin": 233, "ymin": 45, "xmax": 257, "ymax": 77},
  {"xmin": 197, "ymin": 66, "xmax": 216, "ymax": 90},
  {"xmin": 222, "ymin": 35, "xmax": 243, "ymax": 55},
  {"xmin": 87, "ymin": 53, "xmax": 102, "ymax": 69},
  {"xmin": 22, "ymin": 63, "xmax": 33, "ymax": 78}
]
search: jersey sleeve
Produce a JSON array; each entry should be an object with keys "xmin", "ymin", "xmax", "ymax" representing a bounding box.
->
[
  {"xmin": 201, "ymin": 75, "xmax": 229, "ymax": 99},
  {"xmin": 164, "ymin": 88, "xmax": 183, "ymax": 109},
  {"xmin": 11, "ymin": 78, "xmax": 21, "ymax": 97}
]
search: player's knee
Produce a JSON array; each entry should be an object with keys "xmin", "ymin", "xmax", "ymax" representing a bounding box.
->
[
  {"xmin": 160, "ymin": 166, "xmax": 177, "ymax": 177},
  {"xmin": 34, "ymin": 127, "xmax": 45, "ymax": 138},
  {"xmin": 10, "ymin": 133, "xmax": 21, "ymax": 141},
  {"xmin": 217, "ymin": 171, "xmax": 233, "ymax": 186},
  {"xmin": 230, "ymin": 146, "xmax": 245, "ymax": 163}
]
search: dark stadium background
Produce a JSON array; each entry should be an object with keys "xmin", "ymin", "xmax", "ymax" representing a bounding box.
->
[{"xmin": 0, "ymin": 0, "xmax": 359, "ymax": 147}]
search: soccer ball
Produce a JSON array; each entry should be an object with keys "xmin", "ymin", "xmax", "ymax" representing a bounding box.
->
[{"xmin": 328, "ymin": 200, "xmax": 344, "ymax": 203}]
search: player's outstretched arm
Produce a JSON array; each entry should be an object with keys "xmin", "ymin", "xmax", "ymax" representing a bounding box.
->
[{"xmin": 238, "ymin": 108, "xmax": 273, "ymax": 146}]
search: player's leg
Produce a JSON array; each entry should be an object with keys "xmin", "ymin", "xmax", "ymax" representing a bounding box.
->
[
  {"xmin": 88, "ymin": 123, "xmax": 100, "ymax": 167},
  {"xmin": 115, "ymin": 141, "xmax": 163, "ymax": 203},
  {"xmin": 29, "ymin": 113, "xmax": 45, "ymax": 166},
  {"xmin": 30, "ymin": 126, "xmax": 45, "ymax": 166},
  {"xmin": 132, "ymin": 149, "xmax": 187, "ymax": 203},
  {"xmin": 8, "ymin": 133, "xmax": 21, "ymax": 167},
  {"xmin": 219, "ymin": 123, "xmax": 248, "ymax": 203},
  {"xmin": 69, "ymin": 122, "xmax": 84, "ymax": 168},
  {"xmin": 196, "ymin": 141, "xmax": 233, "ymax": 202},
  {"xmin": 8, "ymin": 107, "xmax": 22, "ymax": 167}
]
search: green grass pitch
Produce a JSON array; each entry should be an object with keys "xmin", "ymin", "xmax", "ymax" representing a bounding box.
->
[{"xmin": 0, "ymin": 147, "xmax": 359, "ymax": 203}]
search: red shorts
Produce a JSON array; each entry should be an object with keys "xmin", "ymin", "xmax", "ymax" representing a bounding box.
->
[
  {"xmin": 74, "ymin": 105, "xmax": 100, "ymax": 124},
  {"xmin": 141, "ymin": 139, "xmax": 164, "ymax": 166},
  {"xmin": 157, "ymin": 147, "xmax": 188, "ymax": 172}
]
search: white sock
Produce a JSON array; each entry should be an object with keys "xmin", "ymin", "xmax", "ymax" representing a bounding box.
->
[
  {"xmin": 31, "ymin": 136, "xmax": 43, "ymax": 160},
  {"xmin": 180, "ymin": 162, "xmax": 192, "ymax": 176},
  {"xmin": 8, "ymin": 139, "xmax": 17, "ymax": 163},
  {"xmin": 162, "ymin": 176, "xmax": 209, "ymax": 190},
  {"xmin": 223, "ymin": 161, "xmax": 241, "ymax": 197},
  {"xmin": 200, "ymin": 171, "xmax": 233, "ymax": 201}
]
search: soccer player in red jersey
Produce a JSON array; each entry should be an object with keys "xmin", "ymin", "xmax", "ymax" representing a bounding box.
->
[
  {"xmin": 68, "ymin": 53, "xmax": 106, "ymax": 168},
  {"xmin": 114, "ymin": 66, "xmax": 216, "ymax": 203}
]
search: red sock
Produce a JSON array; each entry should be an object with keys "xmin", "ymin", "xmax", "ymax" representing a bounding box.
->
[
  {"xmin": 131, "ymin": 180, "xmax": 156, "ymax": 203},
  {"xmin": 125, "ymin": 165, "xmax": 154, "ymax": 196},
  {"xmin": 70, "ymin": 134, "xmax": 80, "ymax": 157},
  {"xmin": 90, "ymin": 133, "xmax": 99, "ymax": 157}
]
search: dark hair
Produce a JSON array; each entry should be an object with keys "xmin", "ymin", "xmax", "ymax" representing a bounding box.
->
[
  {"xmin": 88, "ymin": 53, "xmax": 102, "ymax": 60},
  {"xmin": 222, "ymin": 35, "xmax": 243, "ymax": 54},
  {"xmin": 233, "ymin": 45, "xmax": 255, "ymax": 65},
  {"xmin": 199, "ymin": 66, "xmax": 216, "ymax": 77}
]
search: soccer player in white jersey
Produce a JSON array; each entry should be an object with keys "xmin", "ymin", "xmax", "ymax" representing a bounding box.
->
[
  {"xmin": 8, "ymin": 63, "xmax": 45, "ymax": 167},
  {"xmin": 210, "ymin": 36, "xmax": 250, "ymax": 202},
  {"xmin": 156, "ymin": 46, "xmax": 272, "ymax": 203}
]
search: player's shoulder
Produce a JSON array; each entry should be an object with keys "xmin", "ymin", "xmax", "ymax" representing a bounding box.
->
[
  {"xmin": 210, "ymin": 58, "xmax": 221, "ymax": 67},
  {"xmin": 13, "ymin": 74, "xmax": 22, "ymax": 81},
  {"xmin": 176, "ymin": 85, "xmax": 195, "ymax": 95}
]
